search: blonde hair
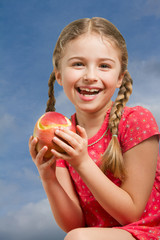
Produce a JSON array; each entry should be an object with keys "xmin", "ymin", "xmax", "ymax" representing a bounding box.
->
[{"xmin": 46, "ymin": 17, "xmax": 133, "ymax": 180}]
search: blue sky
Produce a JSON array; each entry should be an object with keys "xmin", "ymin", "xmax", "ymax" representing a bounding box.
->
[{"xmin": 0, "ymin": 0, "xmax": 160, "ymax": 239}]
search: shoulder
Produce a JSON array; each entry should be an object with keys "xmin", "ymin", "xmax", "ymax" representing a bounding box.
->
[
  {"xmin": 120, "ymin": 105, "xmax": 158, "ymax": 130},
  {"xmin": 121, "ymin": 105, "xmax": 156, "ymax": 121},
  {"xmin": 118, "ymin": 106, "xmax": 159, "ymax": 152}
]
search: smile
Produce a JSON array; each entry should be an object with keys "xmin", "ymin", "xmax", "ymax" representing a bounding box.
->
[{"xmin": 77, "ymin": 87, "xmax": 101, "ymax": 96}]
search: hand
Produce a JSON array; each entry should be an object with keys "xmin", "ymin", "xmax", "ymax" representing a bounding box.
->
[
  {"xmin": 51, "ymin": 125, "xmax": 89, "ymax": 169},
  {"xmin": 28, "ymin": 136, "xmax": 57, "ymax": 182}
]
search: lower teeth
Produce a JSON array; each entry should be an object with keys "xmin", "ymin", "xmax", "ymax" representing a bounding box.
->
[{"xmin": 83, "ymin": 94, "xmax": 97, "ymax": 96}]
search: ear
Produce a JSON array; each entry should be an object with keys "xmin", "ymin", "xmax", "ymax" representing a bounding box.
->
[
  {"xmin": 116, "ymin": 72, "xmax": 125, "ymax": 88},
  {"xmin": 55, "ymin": 70, "xmax": 62, "ymax": 86}
]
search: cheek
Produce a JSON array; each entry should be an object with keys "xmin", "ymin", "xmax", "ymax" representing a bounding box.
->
[
  {"xmin": 102, "ymin": 71, "xmax": 119, "ymax": 86},
  {"xmin": 63, "ymin": 69, "xmax": 82, "ymax": 84},
  {"xmin": 61, "ymin": 71, "xmax": 76, "ymax": 93}
]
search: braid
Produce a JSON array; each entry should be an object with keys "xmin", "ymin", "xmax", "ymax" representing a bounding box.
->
[
  {"xmin": 45, "ymin": 71, "xmax": 56, "ymax": 112},
  {"xmin": 109, "ymin": 71, "xmax": 133, "ymax": 134},
  {"xmin": 100, "ymin": 71, "xmax": 133, "ymax": 180}
]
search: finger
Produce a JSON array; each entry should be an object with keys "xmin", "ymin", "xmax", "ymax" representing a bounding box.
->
[
  {"xmin": 53, "ymin": 134, "xmax": 75, "ymax": 154},
  {"xmin": 29, "ymin": 136, "xmax": 38, "ymax": 159},
  {"xmin": 41, "ymin": 155, "xmax": 56, "ymax": 169},
  {"xmin": 55, "ymin": 128, "xmax": 82, "ymax": 145},
  {"xmin": 76, "ymin": 125, "xmax": 88, "ymax": 139},
  {"xmin": 59, "ymin": 126, "xmax": 88, "ymax": 142},
  {"xmin": 29, "ymin": 136, "xmax": 33, "ymax": 145},
  {"xmin": 36, "ymin": 146, "xmax": 48, "ymax": 165},
  {"xmin": 51, "ymin": 148, "xmax": 70, "ymax": 161}
]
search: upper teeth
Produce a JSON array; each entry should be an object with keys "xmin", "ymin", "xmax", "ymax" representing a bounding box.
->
[{"xmin": 79, "ymin": 88, "xmax": 99, "ymax": 92}]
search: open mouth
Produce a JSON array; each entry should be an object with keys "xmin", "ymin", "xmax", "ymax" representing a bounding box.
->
[{"xmin": 77, "ymin": 87, "xmax": 101, "ymax": 96}]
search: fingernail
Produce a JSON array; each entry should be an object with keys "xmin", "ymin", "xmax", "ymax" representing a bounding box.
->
[
  {"xmin": 55, "ymin": 129, "xmax": 59, "ymax": 134},
  {"xmin": 43, "ymin": 146, "xmax": 48, "ymax": 150}
]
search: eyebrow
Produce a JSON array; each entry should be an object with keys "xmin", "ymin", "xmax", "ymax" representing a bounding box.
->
[{"xmin": 68, "ymin": 57, "xmax": 116, "ymax": 63}]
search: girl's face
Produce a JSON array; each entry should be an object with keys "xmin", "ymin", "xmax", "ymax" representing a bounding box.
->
[{"xmin": 55, "ymin": 33, "xmax": 123, "ymax": 114}]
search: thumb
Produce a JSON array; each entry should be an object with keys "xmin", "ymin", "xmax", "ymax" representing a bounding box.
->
[{"xmin": 76, "ymin": 125, "xmax": 88, "ymax": 140}]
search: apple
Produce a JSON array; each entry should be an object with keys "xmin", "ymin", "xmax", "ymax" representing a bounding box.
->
[{"xmin": 33, "ymin": 112, "xmax": 76, "ymax": 159}]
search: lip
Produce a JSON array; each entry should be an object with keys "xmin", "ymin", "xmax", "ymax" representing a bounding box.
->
[
  {"xmin": 77, "ymin": 91, "xmax": 98, "ymax": 101},
  {"xmin": 76, "ymin": 86, "xmax": 103, "ymax": 101},
  {"xmin": 76, "ymin": 86, "xmax": 102, "ymax": 90}
]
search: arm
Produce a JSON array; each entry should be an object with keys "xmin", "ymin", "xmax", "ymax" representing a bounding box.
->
[
  {"xmin": 52, "ymin": 127, "xmax": 159, "ymax": 225},
  {"xmin": 42, "ymin": 167, "xmax": 85, "ymax": 232},
  {"xmin": 76, "ymin": 135, "xmax": 159, "ymax": 225},
  {"xmin": 28, "ymin": 136, "xmax": 85, "ymax": 232}
]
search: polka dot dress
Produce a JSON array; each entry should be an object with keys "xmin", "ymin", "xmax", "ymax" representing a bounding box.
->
[{"xmin": 56, "ymin": 106, "xmax": 160, "ymax": 240}]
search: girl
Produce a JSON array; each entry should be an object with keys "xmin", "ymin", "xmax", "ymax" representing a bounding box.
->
[{"xmin": 29, "ymin": 17, "xmax": 160, "ymax": 240}]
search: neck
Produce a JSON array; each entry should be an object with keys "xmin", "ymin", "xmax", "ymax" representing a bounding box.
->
[{"xmin": 75, "ymin": 101, "xmax": 112, "ymax": 138}]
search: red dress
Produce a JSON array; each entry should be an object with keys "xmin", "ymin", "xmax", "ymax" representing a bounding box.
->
[{"xmin": 56, "ymin": 106, "xmax": 160, "ymax": 240}]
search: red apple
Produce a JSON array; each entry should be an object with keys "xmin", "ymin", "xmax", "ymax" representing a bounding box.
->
[{"xmin": 33, "ymin": 112, "xmax": 76, "ymax": 159}]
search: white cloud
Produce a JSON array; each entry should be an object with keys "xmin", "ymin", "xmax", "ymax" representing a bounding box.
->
[
  {"xmin": 0, "ymin": 165, "xmax": 49, "ymax": 225},
  {"xmin": 0, "ymin": 180, "xmax": 19, "ymax": 207},
  {"xmin": 0, "ymin": 112, "xmax": 19, "ymax": 156},
  {"xmin": 128, "ymin": 57, "xmax": 160, "ymax": 126},
  {"xmin": 132, "ymin": 0, "xmax": 160, "ymax": 19},
  {"xmin": 0, "ymin": 199, "xmax": 65, "ymax": 240},
  {"xmin": 10, "ymin": 166, "xmax": 39, "ymax": 184},
  {"xmin": 142, "ymin": 0, "xmax": 160, "ymax": 18},
  {"xmin": 0, "ymin": 113, "xmax": 16, "ymax": 134}
]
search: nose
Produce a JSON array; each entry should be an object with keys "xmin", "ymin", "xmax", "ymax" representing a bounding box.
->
[{"xmin": 83, "ymin": 66, "xmax": 98, "ymax": 83}]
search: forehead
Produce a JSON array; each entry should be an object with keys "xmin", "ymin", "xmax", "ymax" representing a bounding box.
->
[{"xmin": 62, "ymin": 33, "xmax": 121, "ymax": 59}]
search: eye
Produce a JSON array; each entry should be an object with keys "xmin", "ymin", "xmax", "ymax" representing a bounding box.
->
[
  {"xmin": 72, "ymin": 62, "xmax": 84, "ymax": 67},
  {"xmin": 99, "ymin": 63, "xmax": 111, "ymax": 69}
]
